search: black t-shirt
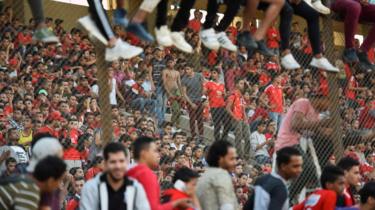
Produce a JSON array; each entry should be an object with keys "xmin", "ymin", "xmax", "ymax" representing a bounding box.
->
[{"xmin": 106, "ymin": 177, "xmax": 127, "ymax": 210}]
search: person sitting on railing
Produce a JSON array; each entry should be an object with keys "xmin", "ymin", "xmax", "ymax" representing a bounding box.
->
[{"xmin": 331, "ymin": 0, "xmax": 375, "ymax": 71}]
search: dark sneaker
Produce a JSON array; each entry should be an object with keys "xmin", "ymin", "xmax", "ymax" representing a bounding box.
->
[
  {"xmin": 237, "ymin": 31, "xmax": 257, "ymax": 50},
  {"xmin": 33, "ymin": 28, "xmax": 59, "ymax": 43},
  {"xmin": 357, "ymin": 51, "xmax": 375, "ymax": 71},
  {"xmin": 256, "ymin": 40, "xmax": 275, "ymax": 57},
  {"xmin": 126, "ymin": 23, "xmax": 154, "ymax": 42},
  {"xmin": 343, "ymin": 48, "xmax": 359, "ymax": 63}
]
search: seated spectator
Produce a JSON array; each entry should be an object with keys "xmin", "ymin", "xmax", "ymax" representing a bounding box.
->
[{"xmin": 250, "ymin": 120, "xmax": 272, "ymax": 165}]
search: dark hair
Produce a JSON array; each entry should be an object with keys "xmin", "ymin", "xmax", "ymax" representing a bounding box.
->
[
  {"xmin": 173, "ymin": 167, "xmax": 199, "ymax": 183},
  {"xmin": 337, "ymin": 157, "xmax": 360, "ymax": 171},
  {"xmin": 360, "ymin": 181, "xmax": 375, "ymax": 204},
  {"xmin": 320, "ymin": 165, "xmax": 344, "ymax": 189},
  {"xmin": 33, "ymin": 156, "xmax": 67, "ymax": 182},
  {"xmin": 69, "ymin": 167, "xmax": 81, "ymax": 176},
  {"xmin": 74, "ymin": 176, "xmax": 85, "ymax": 182},
  {"xmin": 276, "ymin": 147, "xmax": 301, "ymax": 168},
  {"xmin": 206, "ymin": 140, "xmax": 233, "ymax": 167},
  {"xmin": 5, "ymin": 157, "xmax": 16, "ymax": 165},
  {"xmin": 132, "ymin": 136, "xmax": 154, "ymax": 160},
  {"xmin": 103, "ymin": 142, "xmax": 128, "ymax": 160}
]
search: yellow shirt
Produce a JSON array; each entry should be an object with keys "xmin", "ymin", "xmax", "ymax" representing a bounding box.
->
[{"xmin": 19, "ymin": 130, "xmax": 33, "ymax": 146}]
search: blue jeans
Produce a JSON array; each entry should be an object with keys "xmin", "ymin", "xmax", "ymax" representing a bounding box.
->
[
  {"xmin": 131, "ymin": 97, "xmax": 157, "ymax": 114},
  {"xmin": 269, "ymin": 112, "xmax": 283, "ymax": 131},
  {"xmin": 156, "ymin": 86, "xmax": 167, "ymax": 128}
]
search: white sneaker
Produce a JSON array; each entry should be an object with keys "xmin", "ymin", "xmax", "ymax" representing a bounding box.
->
[
  {"xmin": 78, "ymin": 15, "xmax": 108, "ymax": 45},
  {"xmin": 216, "ymin": 32, "xmax": 237, "ymax": 52},
  {"xmin": 312, "ymin": 1, "xmax": 330, "ymax": 15},
  {"xmin": 281, "ymin": 53, "xmax": 301, "ymax": 69},
  {"xmin": 170, "ymin": 32, "xmax": 193, "ymax": 53},
  {"xmin": 200, "ymin": 28, "xmax": 220, "ymax": 50},
  {"xmin": 105, "ymin": 39, "xmax": 143, "ymax": 61},
  {"xmin": 155, "ymin": 25, "xmax": 173, "ymax": 47},
  {"xmin": 310, "ymin": 57, "xmax": 339, "ymax": 72}
]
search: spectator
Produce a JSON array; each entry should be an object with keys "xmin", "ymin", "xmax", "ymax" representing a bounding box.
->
[
  {"xmin": 0, "ymin": 157, "xmax": 18, "ymax": 178},
  {"xmin": 226, "ymin": 78, "xmax": 250, "ymax": 159},
  {"xmin": 358, "ymin": 181, "xmax": 375, "ymax": 210},
  {"xmin": 276, "ymin": 94, "xmax": 334, "ymax": 201},
  {"xmin": 337, "ymin": 157, "xmax": 362, "ymax": 207},
  {"xmin": 243, "ymin": 146, "xmax": 303, "ymax": 210},
  {"xmin": 263, "ymin": 75, "xmax": 284, "ymax": 130},
  {"xmin": 162, "ymin": 58, "xmax": 183, "ymax": 127},
  {"xmin": 250, "ymin": 120, "xmax": 272, "ymax": 165},
  {"xmin": 85, "ymin": 156, "xmax": 104, "ymax": 180},
  {"xmin": 127, "ymin": 136, "xmax": 191, "ymax": 210},
  {"xmin": 0, "ymin": 156, "xmax": 66, "ymax": 210},
  {"xmin": 197, "ymin": 140, "xmax": 238, "ymax": 210},
  {"xmin": 182, "ymin": 64, "xmax": 205, "ymax": 139},
  {"xmin": 203, "ymin": 68, "xmax": 230, "ymax": 141},
  {"xmin": 162, "ymin": 167, "xmax": 202, "ymax": 210},
  {"xmin": 80, "ymin": 142, "xmax": 150, "ymax": 210},
  {"xmin": 66, "ymin": 176, "xmax": 85, "ymax": 210},
  {"xmin": 293, "ymin": 165, "xmax": 346, "ymax": 210}
]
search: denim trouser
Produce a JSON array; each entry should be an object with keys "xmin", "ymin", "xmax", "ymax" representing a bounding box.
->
[
  {"xmin": 156, "ymin": 86, "xmax": 167, "ymax": 128},
  {"xmin": 269, "ymin": 112, "xmax": 283, "ymax": 131},
  {"xmin": 131, "ymin": 97, "xmax": 157, "ymax": 114}
]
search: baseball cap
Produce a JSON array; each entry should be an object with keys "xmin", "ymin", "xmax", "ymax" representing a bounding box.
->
[
  {"xmin": 49, "ymin": 111, "xmax": 63, "ymax": 121},
  {"xmin": 38, "ymin": 89, "xmax": 48, "ymax": 96},
  {"xmin": 27, "ymin": 137, "xmax": 63, "ymax": 172}
]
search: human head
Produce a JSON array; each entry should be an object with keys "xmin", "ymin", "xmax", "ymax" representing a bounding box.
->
[
  {"xmin": 132, "ymin": 136, "xmax": 160, "ymax": 169},
  {"xmin": 103, "ymin": 142, "xmax": 128, "ymax": 182},
  {"xmin": 73, "ymin": 176, "xmax": 85, "ymax": 195},
  {"xmin": 211, "ymin": 68, "xmax": 220, "ymax": 81},
  {"xmin": 7, "ymin": 128, "xmax": 19, "ymax": 144},
  {"xmin": 235, "ymin": 78, "xmax": 245, "ymax": 92},
  {"xmin": 337, "ymin": 157, "xmax": 361, "ymax": 187},
  {"xmin": 320, "ymin": 165, "xmax": 345, "ymax": 195},
  {"xmin": 276, "ymin": 147, "xmax": 303, "ymax": 180},
  {"xmin": 5, "ymin": 157, "xmax": 17, "ymax": 173},
  {"xmin": 173, "ymin": 167, "xmax": 200, "ymax": 196},
  {"xmin": 206, "ymin": 140, "xmax": 237, "ymax": 172},
  {"xmin": 32, "ymin": 156, "xmax": 67, "ymax": 193},
  {"xmin": 309, "ymin": 94, "xmax": 330, "ymax": 112},
  {"xmin": 359, "ymin": 181, "xmax": 375, "ymax": 209},
  {"xmin": 256, "ymin": 120, "xmax": 267, "ymax": 133}
]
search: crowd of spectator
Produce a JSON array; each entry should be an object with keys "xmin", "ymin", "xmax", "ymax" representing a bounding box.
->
[{"xmin": 0, "ymin": 3, "xmax": 374, "ymax": 210}]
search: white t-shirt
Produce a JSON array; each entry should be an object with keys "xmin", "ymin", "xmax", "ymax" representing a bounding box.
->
[
  {"xmin": 250, "ymin": 131, "xmax": 269, "ymax": 157},
  {"xmin": 109, "ymin": 78, "xmax": 117, "ymax": 105},
  {"xmin": 0, "ymin": 145, "xmax": 29, "ymax": 170}
]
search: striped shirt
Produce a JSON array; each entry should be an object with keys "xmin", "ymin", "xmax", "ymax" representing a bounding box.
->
[{"xmin": 0, "ymin": 175, "xmax": 40, "ymax": 210}]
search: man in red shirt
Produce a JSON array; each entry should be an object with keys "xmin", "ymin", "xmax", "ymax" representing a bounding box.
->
[
  {"xmin": 188, "ymin": 10, "xmax": 202, "ymax": 33},
  {"xmin": 293, "ymin": 165, "xmax": 346, "ymax": 210},
  {"xmin": 358, "ymin": 100, "xmax": 375, "ymax": 130},
  {"xmin": 226, "ymin": 78, "xmax": 251, "ymax": 160},
  {"xmin": 127, "ymin": 137, "xmax": 191, "ymax": 210},
  {"xmin": 37, "ymin": 111, "xmax": 63, "ymax": 137},
  {"xmin": 345, "ymin": 70, "xmax": 366, "ymax": 101},
  {"xmin": 203, "ymin": 68, "xmax": 230, "ymax": 141},
  {"xmin": 337, "ymin": 157, "xmax": 362, "ymax": 207},
  {"xmin": 266, "ymin": 22, "xmax": 281, "ymax": 55},
  {"xmin": 263, "ymin": 75, "xmax": 284, "ymax": 130}
]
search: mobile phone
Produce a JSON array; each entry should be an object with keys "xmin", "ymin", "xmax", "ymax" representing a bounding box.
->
[{"xmin": 174, "ymin": 180, "xmax": 186, "ymax": 192}]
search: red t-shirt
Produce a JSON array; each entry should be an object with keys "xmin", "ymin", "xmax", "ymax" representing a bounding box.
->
[
  {"xmin": 188, "ymin": 19, "xmax": 201, "ymax": 33},
  {"xmin": 162, "ymin": 189, "xmax": 193, "ymax": 210},
  {"xmin": 345, "ymin": 76, "xmax": 358, "ymax": 100},
  {"xmin": 265, "ymin": 61, "xmax": 281, "ymax": 73},
  {"xmin": 37, "ymin": 126, "xmax": 60, "ymax": 138},
  {"xmin": 266, "ymin": 27, "xmax": 280, "ymax": 49},
  {"xmin": 358, "ymin": 101, "xmax": 375, "ymax": 129},
  {"xmin": 66, "ymin": 198, "xmax": 79, "ymax": 210},
  {"xmin": 85, "ymin": 166, "xmax": 102, "ymax": 180},
  {"xmin": 204, "ymin": 81, "xmax": 226, "ymax": 108},
  {"xmin": 293, "ymin": 189, "xmax": 337, "ymax": 210},
  {"xmin": 227, "ymin": 90, "xmax": 245, "ymax": 121},
  {"xmin": 259, "ymin": 73, "xmax": 271, "ymax": 87},
  {"xmin": 264, "ymin": 84, "xmax": 283, "ymax": 113},
  {"xmin": 63, "ymin": 147, "xmax": 81, "ymax": 160}
]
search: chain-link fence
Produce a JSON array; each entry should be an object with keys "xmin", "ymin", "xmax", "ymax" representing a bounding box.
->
[{"xmin": 1, "ymin": 0, "xmax": 375, "ymax": 208}]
